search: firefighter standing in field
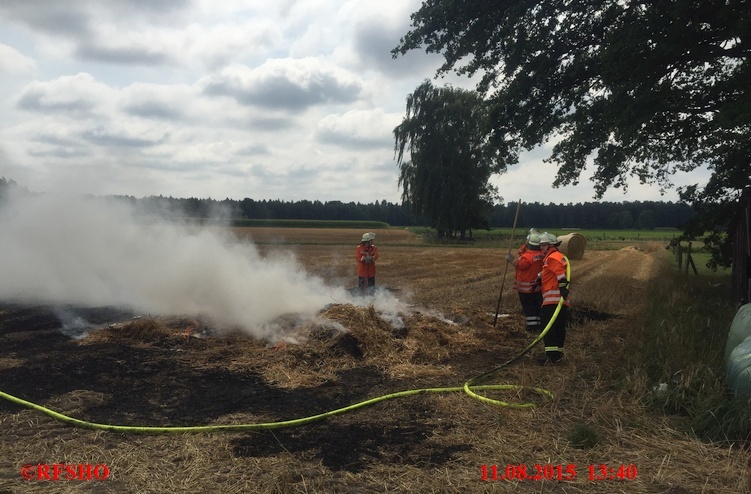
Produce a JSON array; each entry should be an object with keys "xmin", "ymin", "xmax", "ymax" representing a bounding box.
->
[
  {"xmin": 505, "ymin": 232, "xmax": 544, "ymax": 333},
  {"xmin": 537, "ymin": 232, "xmax": 570, "ymax": 364},
  {"xmin": 355, "ymin": 232, "xmax": 378, "ymax": 294}
]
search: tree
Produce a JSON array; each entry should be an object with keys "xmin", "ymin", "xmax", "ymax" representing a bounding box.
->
[
  {"xmin": 618, "ymin": 210, "xmax": 635, "ymax": 230},
  {"xmin": 638, "ymin": 210, "xmax": 656, "ymax": 230},
  {"xmin": 393, "ymin": 80, "xmax": 505, "ymax": 239},
  {"xmin": 394, "ymin": 0, "xmax": 750, "ymax": 265}
]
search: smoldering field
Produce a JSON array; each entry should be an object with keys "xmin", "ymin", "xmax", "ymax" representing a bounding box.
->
[
  {"xmin": 0, "ymin": 192, "xmax": 409, "ymax": 340},
  {"xmin": 1, "ymin": 193, "xmax": 749, "ymax": 494}
]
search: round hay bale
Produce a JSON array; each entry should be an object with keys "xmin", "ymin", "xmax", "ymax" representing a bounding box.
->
[
  {"xmin": 558, "ymin": 232, "xmax": 587, "ymax": 260},
  {"xmin": 725, "ymin": 303, "xmax": 751, "ymax": 361}
]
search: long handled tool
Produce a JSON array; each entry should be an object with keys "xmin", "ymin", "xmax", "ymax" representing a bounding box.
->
[{"xmin": 493, "ymin": 199, "xmax": 521, "ymax": 326}]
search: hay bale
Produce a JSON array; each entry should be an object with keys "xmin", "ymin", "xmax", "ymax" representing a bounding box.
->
[
  {"xmin": 558, "ymin": 232, "xmax": 587, "ymax": 260},
  {"xmin": 725, "ymin": 303, "xmax": 751, "ymax": 360}
]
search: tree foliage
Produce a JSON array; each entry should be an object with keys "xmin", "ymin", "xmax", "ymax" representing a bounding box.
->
[
  {"xmin": 638, "ymin": 210, "xmax": 656, "ymax": 230},
  {"xmin": 394, "ymin": 0, "xmax": 750, "ymax": 264},
  {"xmin": 0, "ymin": 177, "xmax": 695, "ymax": 229},
  {"xmin": 488, "ymin": 200, "xmax": 692, "ymax": 230},
  {"xmin": 393, "ymin": 80, "xmax": 504, "ymax": 238}
]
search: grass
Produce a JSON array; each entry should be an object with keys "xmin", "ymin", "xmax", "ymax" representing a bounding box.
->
[
  {"xmin": 666, "ymin": 244, "xmax": 732, "ymax": 276},
  {"xmin": 407, "ymin": 226, "xmax": 680, "ymax": 240},
  {"xmin": 566, "ymin": 422, "xmax": 600, "ymax": 449},
  {"xmin": 229, "ymin": 219, "xmax": 391, "ymax": 229},
  {"xmin": 623, "ymin": 254, "xmax": 751, "ymax": 443}
]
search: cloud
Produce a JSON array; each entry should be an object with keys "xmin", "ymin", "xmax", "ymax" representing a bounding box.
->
[
  {"xmin": 181, "ymin": 21, "xmax": 283, "ymax": 70},
  {"xmin": 321, "ymin": 1, "xmax": 442, "ymax": 80},
  {"xmin": 236, "ymin": 144, "xmax": 270, "ymax": 156},
  {"xmin": 120, "ymin": 83, "xmax": 193, "ymax": 121},
  {"xmin": 16, "ymin": 73, "xmax": 112, "ymax": 117},
  {"xmin": 0, "ymin": 44, "xmax": 37, "ymax": 73},
  {"xmin": 0, "ymin": 1, "xmax": 93, "ymax": 38},
  {"xmin": 80, "ymin": 126, "xmax": 169, "ymax": 148},
  {"xmin": 0, "ymin": 1, "xmax": 196, "ymax": 67},
  {"xmin": 27, "ymin": 147, "xmax": 91, "ymax": 159},
  {"xmin": 315, "ymin": 109, "xmax": 400, "ymax": 150},
  {"xmin": 25, "ymin": 133, "xmax": 90, "ymax": 159},
  {"xmin": 350, "ymin": 16, "xmax": 443, "ymax": 78},
  {"xmin": 0, "ymin": 3, "xmax": 416, "ymax": 203},
  {"xmin": 76, "ymin": 44, "xmax": 173, "ymax": 66},
  {"xmin": 247, "ymin": 116, "xmax": 296, "ymax": 132},
  {"xmin": 0, "ymin": 0, "xmax": 702, "ymax": 207},
  {"xmin": 200, "ymin": 59, "xmax": 363, "ymax": 111},
  {"xmin": 123, "ymin": 100, "xmax": 185, "ymax": 120},
  {"xmin": 488, "ymin": 144, "xmax": 693, "ymax": 205}
]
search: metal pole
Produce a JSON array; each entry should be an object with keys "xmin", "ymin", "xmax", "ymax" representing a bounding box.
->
[{"xmin": 494, "ymin": 200, "xmax": 521, "ymax": 326}]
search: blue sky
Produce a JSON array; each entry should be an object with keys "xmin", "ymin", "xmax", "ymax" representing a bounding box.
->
[{"xmin": 0, "ymin": 0, "xmax": 704, "ymax": 205}]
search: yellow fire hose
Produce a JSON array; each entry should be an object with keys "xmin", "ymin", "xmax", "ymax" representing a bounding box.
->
[{"xmin": 0, "ymin": 262, "xmax": 570, "ymax": 433}]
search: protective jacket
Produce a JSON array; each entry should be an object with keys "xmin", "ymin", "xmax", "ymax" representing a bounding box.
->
[
  {"xmin": 514, "ymin": 249, "xmax": 544, "ymax": 293},
  {"xmin": 355, "ymin": 243, "xmax": 378, "ymax": 277},
  {"xmin": 541, "ymin": 247, "xmax": 570, "ymax": 307}
]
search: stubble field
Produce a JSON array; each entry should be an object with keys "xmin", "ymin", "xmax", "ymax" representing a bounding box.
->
[{"xmin": 0, "ymin": 227, "xmax": 748, "ymax": 493}]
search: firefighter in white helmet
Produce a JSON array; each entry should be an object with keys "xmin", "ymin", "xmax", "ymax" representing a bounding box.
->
[
  {"xmin": 505, "ymin": 232, "xmax": 544, "ymax": 332},
  {"xmin": 355, "ymin": 232, "xmax": 378, "ymax": 294},
  {"xmin": 537, "ymin": 232, "xmax": 570, "ymax": 364}
]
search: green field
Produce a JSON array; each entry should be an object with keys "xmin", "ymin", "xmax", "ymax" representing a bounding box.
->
[{"xmin": 229, "ymin": 219, "xmax": 391, "ymax": 229}]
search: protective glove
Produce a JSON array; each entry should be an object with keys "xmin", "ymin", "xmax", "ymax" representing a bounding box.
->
[
  {"xmin": 532, "ymin": 277, "xmax": 541, "ymax": 290},
  {"xmin": 505, "ymin": 253, "xmax": 515, "ymax": 264},
  {"xmin": 558, "ymin": 280, "xmax": 570, "ymax": 299}
]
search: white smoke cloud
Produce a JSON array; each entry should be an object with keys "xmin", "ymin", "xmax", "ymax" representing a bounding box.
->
[{"xmin": 0, "ymin": 190, "xmax": 369, "ymax": 339}]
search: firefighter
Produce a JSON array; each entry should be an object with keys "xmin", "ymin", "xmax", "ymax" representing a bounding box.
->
[
  {"xmin": 537, "ymin": 232, "xmax": 570, "ymax": 364},
  {"xmin": 355, "ymin": 232, "xmax": 378, "ymax": 294},
  {"xmin": 505, "ymin": 232, "xmax": 544, "ymax": 332}
]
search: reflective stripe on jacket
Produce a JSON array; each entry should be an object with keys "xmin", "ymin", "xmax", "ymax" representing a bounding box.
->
[
  {"xmin": 541, "ymin": 247, "xmax": 570, "ymax": 306},
  {"xmin": 514, "ymin": 250, "xmax": 544, "ymax": 293},
  {"xmin": 355, "ymin": 244, "xmax": 378, "ymax": 277}
]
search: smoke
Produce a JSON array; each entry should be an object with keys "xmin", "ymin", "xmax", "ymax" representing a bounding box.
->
[
  {"xmin": 54, "ymin": 307, "xmax": 95, "ymax": 339},
  {"xmin": 0, "ymin": 190, "xmax": 407, "ymax": 340}
]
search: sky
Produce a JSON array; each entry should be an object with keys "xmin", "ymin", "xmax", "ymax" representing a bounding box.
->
[{"xmin": 0, "ymin": 0, "xmax": 705, "ymax": 206}]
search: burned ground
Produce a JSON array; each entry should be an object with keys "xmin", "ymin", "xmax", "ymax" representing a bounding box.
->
[{"xmin": 0, "ymin": 232, "xmax": 749, "ymax": 493}]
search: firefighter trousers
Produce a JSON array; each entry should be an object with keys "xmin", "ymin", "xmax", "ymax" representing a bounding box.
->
[
  {"xmin": 518, "ymin": 291, "xmax": 543, "ymax": 332},
  {"xmin": 540, "ymin": 304, "xmax": 568, "ymax": 362}
]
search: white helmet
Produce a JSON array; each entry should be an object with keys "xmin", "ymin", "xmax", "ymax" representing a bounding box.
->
[
  {"xmin": 529, "ymin": 228, "xmax": 539, "ymax": 235},
  {"xmin": 361, "ymin": 232, "xmax": 375, "ymax": 242},
  {"xmin": 527, "ymin": 233, "xmax": 541, "ymax": 246},
  {"xmin": 539, "ymin": 232, "xmax": 560, "ymax": 245}
]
